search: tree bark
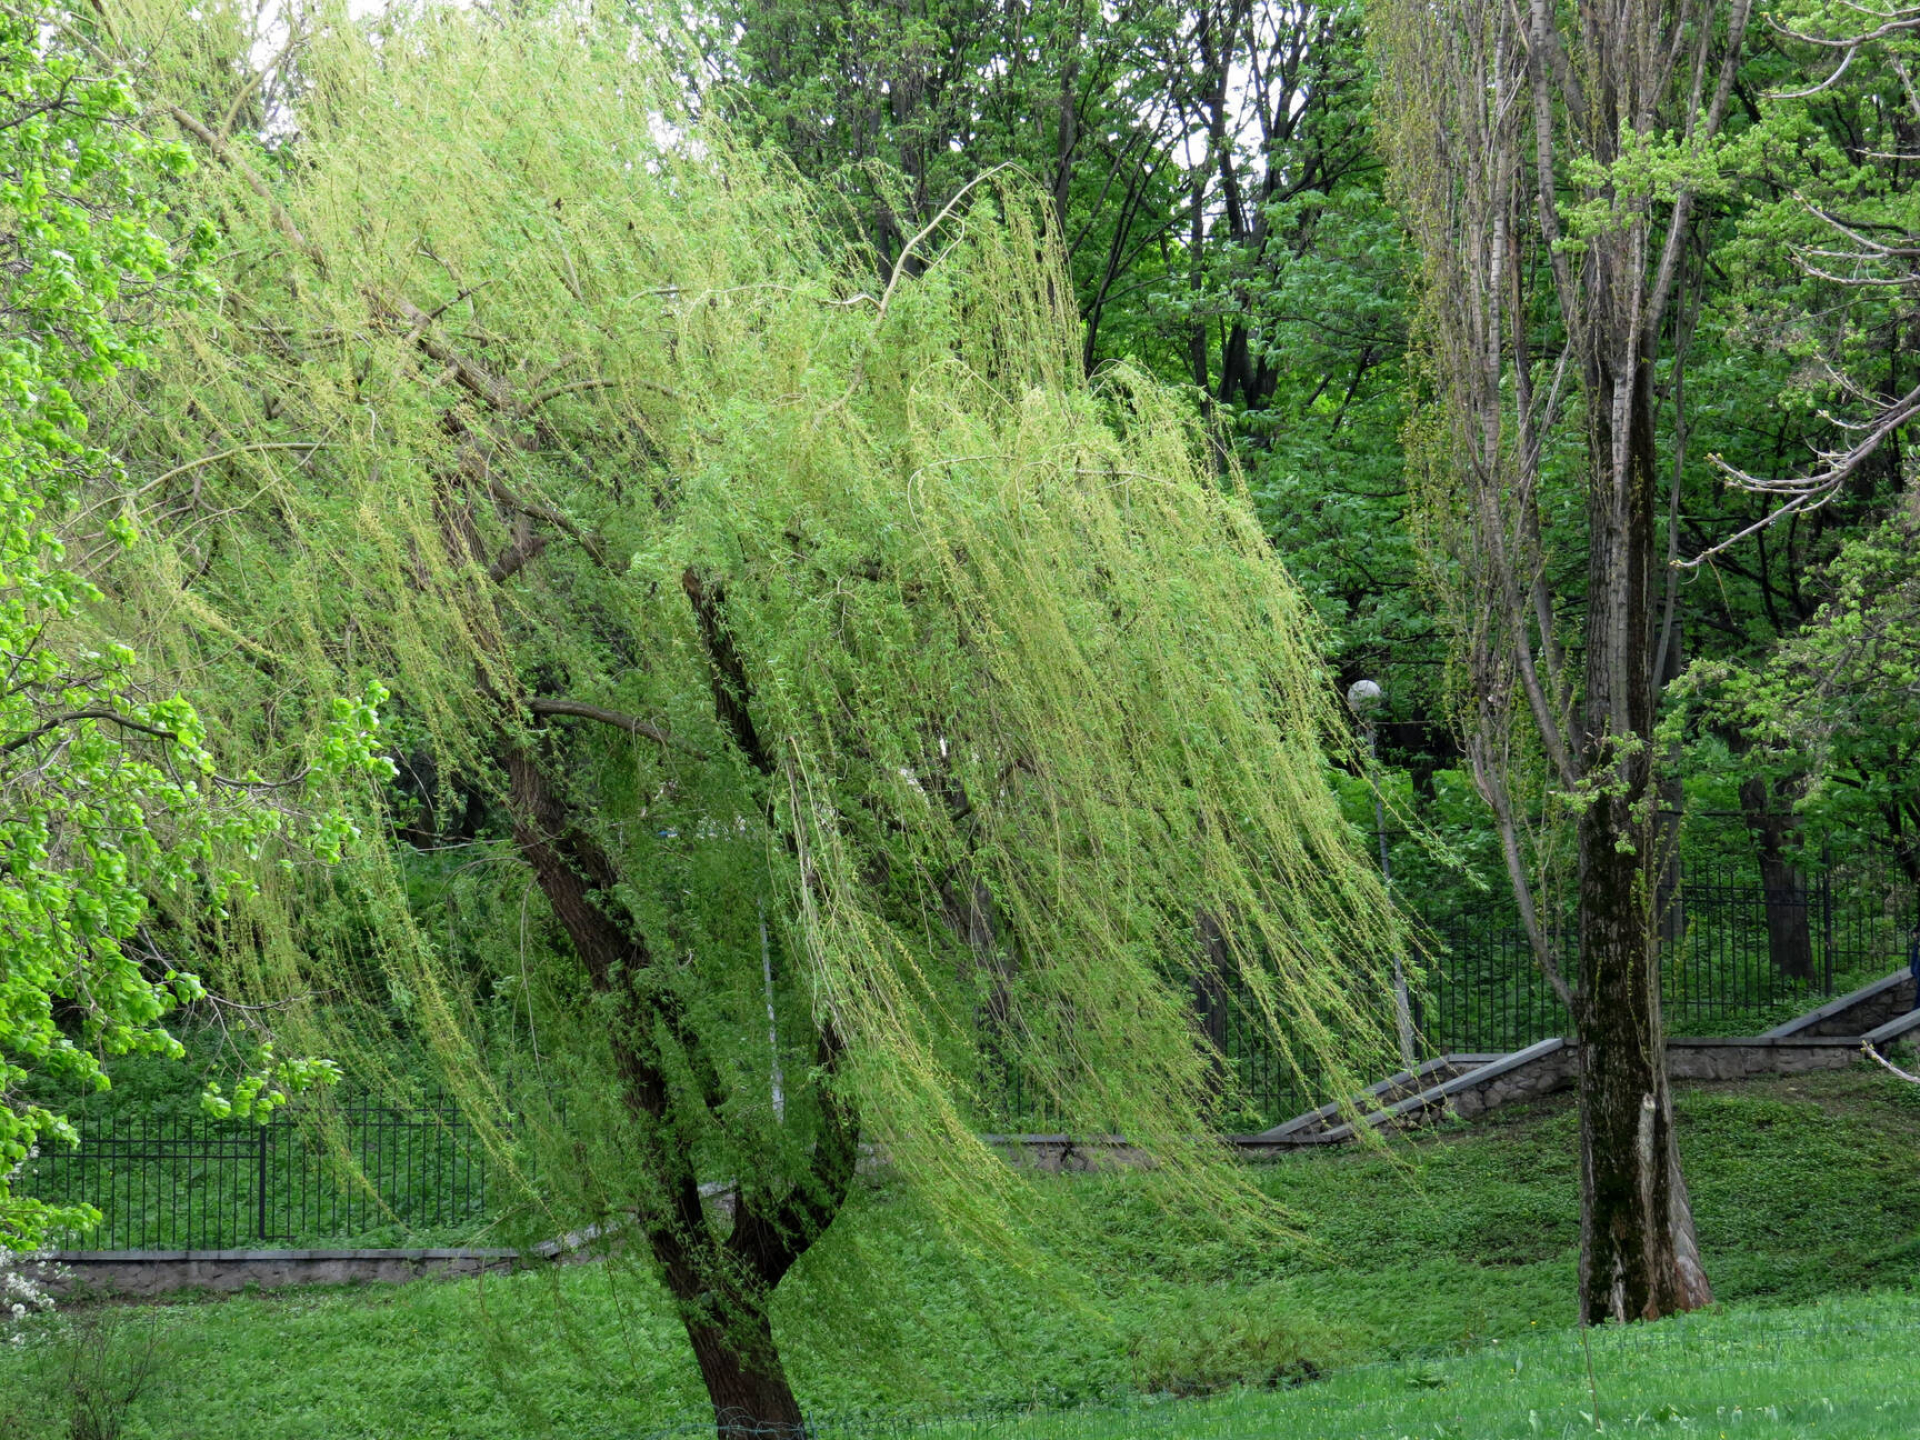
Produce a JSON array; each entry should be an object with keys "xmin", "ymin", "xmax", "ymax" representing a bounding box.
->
[
  {"xmin": 506, "ymin": 739, "xmax": 850, "ymax": 1438},
  {"xmin": 511, "ymin": 558, "xmax": 863, "ymax": 1439},
  {"xmin": 1739, "ymin": 777, "xmax": 1814, "ymax": 982},
  {"xmin": 687, "ymin": 1311, "xmax": 809, "ymax": 1440},
  {"xmin": 1573, "ymin": 346, "xmax": 1711, "ymax": 1325},
  {"xmin": 1656, "ymin": 610, "xmax": 1686, "ymax": 947}
]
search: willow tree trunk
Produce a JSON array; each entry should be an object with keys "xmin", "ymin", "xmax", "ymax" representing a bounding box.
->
[
  {"xmin": 1574, "ymin": 350, "xmax": 1713, "ymax": 1324},
  {"xmin": 686, "ymin": 1313, "xmax": 808, "ymax": 1439},
  {"xmin": 508, "ymin": 739, "xmax": 842, "ymax": 1440}
]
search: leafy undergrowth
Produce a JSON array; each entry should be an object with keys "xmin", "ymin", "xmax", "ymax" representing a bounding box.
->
[{"xmin": 0, "ymin": 1068, "xmax": 1914, "ymax": 1438}]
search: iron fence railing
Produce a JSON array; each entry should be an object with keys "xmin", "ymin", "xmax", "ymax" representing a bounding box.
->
[
  {"xmin": 991, "ymin": 859, "xmax": 1917, "ymax": 1133},
  {"xmin": 1421, "ymin": 861, "xmax": 1915, "ymax": 1055},
  {"xmin": 19, "ymin": 1104, "xmax": 494, "ymax": 1250},
  {"xmin": 23, "ymin": 862, "xmax": 1918, "ymax": 1245}
]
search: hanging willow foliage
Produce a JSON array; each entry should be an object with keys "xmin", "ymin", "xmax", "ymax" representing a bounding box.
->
[{"xmin": 78, "ymin": 0, "xmax": 1403, "ymax": 1423}]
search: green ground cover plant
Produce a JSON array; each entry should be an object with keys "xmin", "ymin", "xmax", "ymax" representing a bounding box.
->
[
  {"xmin": 2, "ymin": 1070, "xmax": 1914, "ymax": 1436},
  {"xmin": 12, "ymin": 1290, "xmax": 1919, "ymax": 1439}
]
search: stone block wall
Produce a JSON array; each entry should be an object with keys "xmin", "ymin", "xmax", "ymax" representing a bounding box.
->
[{"xmin": 40, "ymin": 1248, "xmax": 524, "ymax": 1299}]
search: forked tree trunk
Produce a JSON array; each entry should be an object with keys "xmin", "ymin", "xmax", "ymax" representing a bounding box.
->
[
  {"xmin": 148, "ymin": 78, "xmax": 835, "ymax": 1434},
  {"xmin": 1376, "ymin": 0, "xmax": 1746, "ymax": 1334},
  {"xmin": 508, "ymin": 570, "xmax": 859, "ymax": 1440},
  {"xmin": 508, "ymin": 740, "xmax": 846, "ymax": 1439}
]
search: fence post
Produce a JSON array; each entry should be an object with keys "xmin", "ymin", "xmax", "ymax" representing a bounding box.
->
[
  {"xmin": 1821, "ymin": 851, "xmax": 1834, "ymax": 996},
  {"xmin": 257, "ymin": 1122, "xmax": 270, "ymax": 1244}
]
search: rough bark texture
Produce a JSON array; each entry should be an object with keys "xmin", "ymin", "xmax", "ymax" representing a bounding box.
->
[
  {"xmin": 499, "ymin": 576, "xmax": 859, "ymax": 1439},
  {"xmin": 687, "ymin": 1312, "xmax": 810, "ymax": 1440},
  {"xmin": 1656, "ymin": 616, "xmax": 1686, "ymax": 947},
  {"xmin": 505, "ymin": 748, "xmax": 786, "ymax": 1432},
  {"xmin": 507, "ymin": 739, "xmax": 855, "ymax": 1438},
  {"xmin": 1573, "ymin": 349, "xmax": 1712, "ymax": 1325}
]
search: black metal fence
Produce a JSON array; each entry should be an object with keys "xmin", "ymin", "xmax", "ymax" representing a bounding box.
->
[
  {"xmin": 991, "ymin": 859, "xmax": 1917, "ymax": 1133},
  {"xmin": 23, "ymin": 862, "xmax": 1919, "ymax": 1246},
  {"xmin": 1420, "ymin": 861, "xmax": 1915, "ymax": 1056},
  {"xmin": 19, "ymin": 1104, "xmax": 495, "ymax": 1250}
]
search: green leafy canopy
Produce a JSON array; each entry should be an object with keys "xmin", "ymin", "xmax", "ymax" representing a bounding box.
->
[
  {"xmin": 0, "ymin": 15, "xmax": 382, "ymax": 1252},
  {"xmin": 93, "ymin": 0, "xmax": 1408, "ymax": 1280}
]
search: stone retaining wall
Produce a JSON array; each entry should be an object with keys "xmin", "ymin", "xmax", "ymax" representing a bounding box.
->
[
  {"xmin": 38, "ymin": 1248, "xmax": 527, "ymax": 1298},
  {"xmin": 989, "ymin": 1028, "xmax": 1900, "ymax": 1168},
  {"xmin": 1765, "ymin": 972, "xmax": 1916, "ymax": 1039},
  {"xmin": 1668, "ymin": 1036, "xmax": 1872, "ymax": 1080},
  {"xmin": 1333, "ymin": 1035, "xmax": 1876, "ymax": 1137},
  {"xmin": 40, "ymin": 974, "xmax": 1920, "ymax": 1285}
]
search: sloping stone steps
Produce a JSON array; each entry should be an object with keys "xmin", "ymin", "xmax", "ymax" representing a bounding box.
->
[
  {"xmin": 1241, "ymin": 1052, "xmax": 1504, "ymax": 1145},
  {"xmin": 1230, "ymin": 966, "xmax": 1919, "ymax": 1154},
  {"xmin": 1762, "ymin": 968, "xmax": 1917, "ymax": 1039}
]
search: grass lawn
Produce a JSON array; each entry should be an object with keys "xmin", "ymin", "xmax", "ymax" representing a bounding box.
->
[
  {"xmin": 832, "ymin": 1295, "xmax": 1920, "ymax": 1440},
  {"xmin": 3, "ymin": 1068, "xmax": 1916, "ymax": 1438}
]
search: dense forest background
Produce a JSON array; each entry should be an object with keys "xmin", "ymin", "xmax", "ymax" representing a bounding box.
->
[{"xmin": 687, "ymin": 0, "xmax": 1919, "ymax": 913}]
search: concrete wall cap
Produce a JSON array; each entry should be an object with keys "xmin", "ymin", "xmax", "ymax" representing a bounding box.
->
[
  {"xmin": 1863, "ymin": 1006, "xmax": 1920, "ymax": 1046},
  {"xmin": 1669, "ymin": 1035, "xmax": 1869, "ymax": 1049},
  {"xmin": 1762, "ymin": 969, "xmax": 1908, "ymax": 1038},
  {"xmin": 52, "ymin": 1247, "xmax": 523, "ymax": 1264}
]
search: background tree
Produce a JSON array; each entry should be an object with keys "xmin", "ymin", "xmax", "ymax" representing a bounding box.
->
[
  {"xmin": 1377, "ymin": 0, "xmax": 1756, "ymax": 1323},
  {"xmin": 722, "ymin": 1, "xmax": 1464, "ymax": 846},
  {"xmin": 0, "ymin": 14, "xmax": 363, "ymax": 1254},
  {"xmin": 713, "ymin": 0, "xmax": 1917, "ymax": 940},
  {"xmin": 1668, "ymin": 2, "xmax": 1920, "ymax": 898}
]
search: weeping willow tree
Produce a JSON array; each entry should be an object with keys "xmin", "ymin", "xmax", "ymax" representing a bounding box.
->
[{"xmin": 77, "ymin": 2, "xmax": 1401, "ymax": 1430}]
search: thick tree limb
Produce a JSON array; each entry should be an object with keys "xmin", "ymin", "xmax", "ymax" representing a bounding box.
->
[
  {"xmin": 528, "ymin": 697, "xmax": 692, "ymax": 754},
  {"xmin": 163, "ymin": 104, "xmax": 327, "ymax": 274},
  {"xmin": 1681, "ymin": 380, "xmax": 1920, "ymax": 568},
  {"xmin": 385, "ymin": 295, "xmax": 518, "ymax": 413},
  {"xmin": 682, "ymin": 569, "xmax": 775, "ymax": 777}
]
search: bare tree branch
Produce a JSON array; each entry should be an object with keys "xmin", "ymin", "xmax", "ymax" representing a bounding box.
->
[
  {"xmin": 3, "ymin": 708, "xmax": 179, "ymax": 755},
  {"xmin": 1864, "ymin": 1041, "xmax": 1920, "ymax": 1085},
  {"xmin": 528, "ymin": 698, "xmax": 696, "ymax": 756}
]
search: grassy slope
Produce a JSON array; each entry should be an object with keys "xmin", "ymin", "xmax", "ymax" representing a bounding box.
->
[{"xmin": 3, "ymin": 1068, "xmax": 1916, "ymax": 1438}]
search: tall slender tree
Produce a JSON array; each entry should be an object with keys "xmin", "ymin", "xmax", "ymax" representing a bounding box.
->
[{"xmin": 1377, "ymin": 0, "xmax": 1752, "ymax": 1322}]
